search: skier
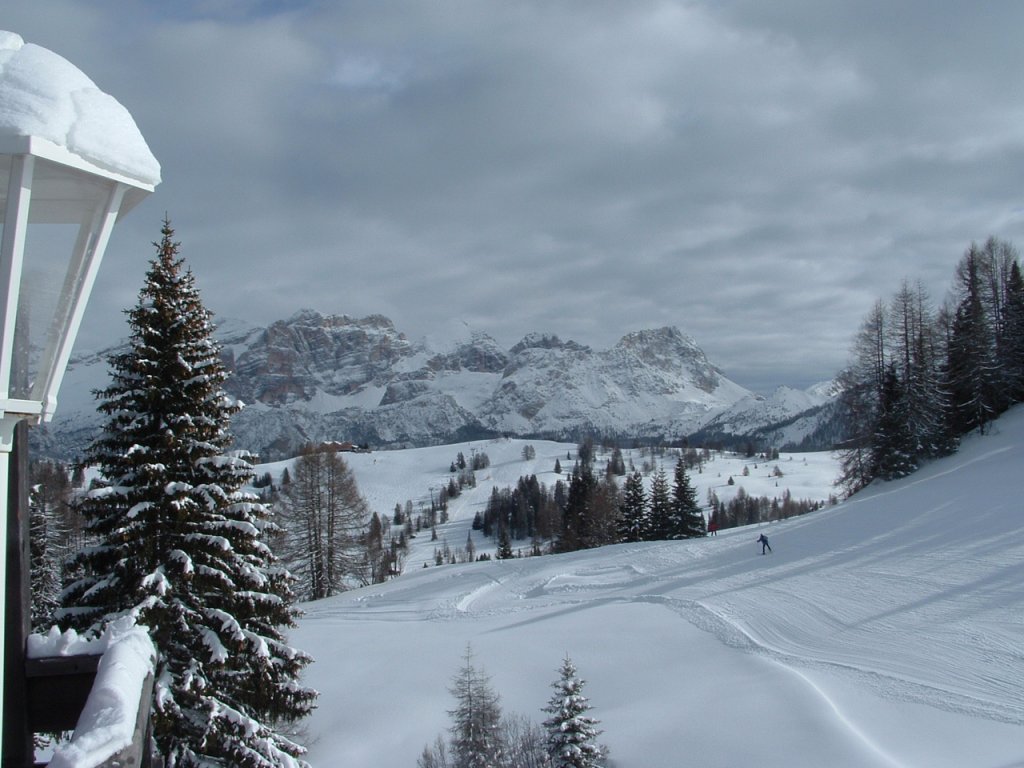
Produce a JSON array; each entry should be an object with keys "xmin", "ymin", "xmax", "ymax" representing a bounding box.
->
[
  {"xmin": 707, "ymin": 519, "xmax": 718, "ymax": 536},
  {"xmin": 757, "ymin": 533, "xmax": 771, "ymax": 554}
]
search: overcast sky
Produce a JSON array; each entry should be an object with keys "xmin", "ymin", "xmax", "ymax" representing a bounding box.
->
[{"xmin": 7, "ymin": 1, "xmax": 1024, "ymax": 392}]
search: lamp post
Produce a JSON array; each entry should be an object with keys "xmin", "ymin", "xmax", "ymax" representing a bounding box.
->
[{"xmin": 0, "ymin": 135, "xmax": 155, "ymax": 761}]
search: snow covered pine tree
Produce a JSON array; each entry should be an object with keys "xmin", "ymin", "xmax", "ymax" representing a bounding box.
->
[
  {"xmin": 60, "ymin": 220, "xmax": 317, "ymax": 767},
  {"xmin": 671, "ymin": 457, "xmax": 706, "ymax": 539},
  {"xmin": 543, "ymin": 656, "xmax": 604, "ymax": 768}
]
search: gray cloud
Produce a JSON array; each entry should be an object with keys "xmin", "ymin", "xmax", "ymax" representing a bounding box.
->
[{"xmin": 6, "ymin": 0, "xmax": 1024, "ymax": 392}]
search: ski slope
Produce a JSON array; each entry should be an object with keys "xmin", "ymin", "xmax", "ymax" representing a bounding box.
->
[{"xmin": 288, "ymin": 408, "xmax": 1024, "ymax": 767}]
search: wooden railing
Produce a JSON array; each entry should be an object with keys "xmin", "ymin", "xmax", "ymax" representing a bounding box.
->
[
  {"xmin": 4, "ymin": 420, "xmax": 156, "ymax": 767},
  {"xmin": 25, "ymin": 654, "xmax": 102, "ymax": 737},
  {"xmin": 26, "ymin": 654, "xmax": 155, "ymax": 768}
]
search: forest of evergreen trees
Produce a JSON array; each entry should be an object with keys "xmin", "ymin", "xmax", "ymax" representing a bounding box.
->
[{"xmin": 835, "ymin": 237, "xmax": 1024, "ymax": 494}]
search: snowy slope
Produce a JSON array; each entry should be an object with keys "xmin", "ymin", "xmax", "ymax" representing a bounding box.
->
[
  {"xmin": 289, "ymin": 406, "xmax": 1024, "ymax": 768},
  {"xmin": 261, "ymin": 437, "xmax": 838, "ymax": 573}
]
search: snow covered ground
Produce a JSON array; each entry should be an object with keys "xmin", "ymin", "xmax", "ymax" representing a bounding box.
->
[{"xmin": 282, "ymin": 409, "xmax": 1024, "ymax": 767}]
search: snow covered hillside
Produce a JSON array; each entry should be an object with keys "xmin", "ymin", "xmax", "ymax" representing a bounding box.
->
[
  {"xmin": 260, "ymin": 437, "xmax": 838, "ymax": 572},
  {"xmin": 288, "ymin": 406, "xmax": 1024, "ymax": 767}
]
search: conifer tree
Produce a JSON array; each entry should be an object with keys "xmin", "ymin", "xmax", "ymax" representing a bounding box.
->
[
  {"xmin": 872, "ymin": 362, "xmax": 917, "ymax": 480},
  {"xmin": 555, "ymin": 463, "xmax": 596, "ymax": 553},
  {"xmin": 278, "ymin": 445, "xmax": 370, "ymax": 600},
  {"xmin": 835, "ymin": 299, "xmax": 889, "ymax": 493},
  {"xmin": 60, "ymin": 220, "xmax": 316, "ymax": 766},
  {"xmin": 616, "ymin": 470, "xmax": 647, "ymax": 543},
  {"xmin": 834, "ymin": 374, "xmax": 876, "ymax": 496},
  {"xmin": 890, "ymin": 280, "xmax": 952, "ymax": 461},
  {"xmin": 946, "ymin": 248, "xmax": 1001, "ymax": 435},
  {"xmin": 497, "ymin": 526, "xmax": 515, "ymax": 560},
  {"xmin": 448, "ymin": 645, "xmax": 507, "ymax": 768},
  {"xmin": 366, "ymin": 512, "xmax": 389, "ymax": 583},
  {"xmin": 543, "ymin": 656, "xmax": 604, "ymax": 768},
  {"xmin": 29, "ymin": 460, "xmax": 70, "ymax": 630},
  {"xmin": 588, "ymin": 476, "xmax": 621, "ymax": 548},
  {"xmin": 645, "ymin": 466, "xmax": 672, "ymax": 540},
  {"xmin": 671, "ymin": 457, "xmax": 705, "ymax": 538},
  {"xmin": 1002, "ymin": 260, "xmax": 1024, "ymax": 402}
]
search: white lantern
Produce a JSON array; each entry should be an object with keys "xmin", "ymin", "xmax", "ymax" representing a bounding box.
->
[
  {"xmin": 0, "ymin": 136, "xmax": 155, "ymax": 434},
  {"xmin": 0, "ymin": 30, "xmax": 159, "ymax": 757}
]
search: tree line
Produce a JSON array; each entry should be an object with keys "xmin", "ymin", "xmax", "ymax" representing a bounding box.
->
[
  {"xmin": 836, "ymin": 237, "xmax": 1024, "ymax": 494},
  {"xmin": 458, "ymin": 438, "xmax": 825, "ymax": 561},
  {"xmin": 462, "ymin": 449, "xmax": 706, "ymax": 559}
]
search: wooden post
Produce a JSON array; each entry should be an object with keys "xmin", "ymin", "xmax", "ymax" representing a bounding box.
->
[{"xmin": 4, "ymin": 420, "xmax": 31, "ymax": 765}]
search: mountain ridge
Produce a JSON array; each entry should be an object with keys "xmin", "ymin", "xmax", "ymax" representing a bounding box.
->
[{"xmin": 36, "ymin": 310, "xmax": 837, "ymax": 460}]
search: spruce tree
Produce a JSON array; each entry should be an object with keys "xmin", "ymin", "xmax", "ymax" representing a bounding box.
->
[
  {"xmin": 645, "ymin": 466, "xmax": 672, "ymax": 541},
  {"xmin": 616, "ymin": 470, "xmax": 647, "ymax": 543},
  {"xmin": 872, "ymin": 362, "xmax": 917, "ymax": 480},
  {"xmin": 555, "ymin": 463, "xmax": 596, "ymax": 553},
  {"xmin": 671, "ymin": 457, "xmax": 705, "ymax": 538},
  {"xmin": 543, "ymin": 656, "xmax": 604, "ymax": 768},
  {"xmin": 61, "ymin": 220, "xmax": 316, "ymax": 766},
  {"xmin": 496, "ymin": 526, "xmax": 515, "ymax": 560}
]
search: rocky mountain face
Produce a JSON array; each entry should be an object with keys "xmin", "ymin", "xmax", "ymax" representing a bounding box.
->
[{"xmin": 36, "ymin": 311, "xmax": 837, "ymax": 460}]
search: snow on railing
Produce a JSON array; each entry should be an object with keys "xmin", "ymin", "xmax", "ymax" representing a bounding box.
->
[{"xmin": 29, "ymin": 618, "xmax": 156, "ymax": 768}]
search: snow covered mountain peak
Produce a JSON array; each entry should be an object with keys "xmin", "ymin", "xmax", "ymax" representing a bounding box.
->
[
  {"xmin": 39, "ymin": 311, "xmax": 831, "ymax": 460},
  {"xmin": 509, "ymin": 332, "xmax": 590, "ymax": 355},
  {"xmin": 612, "ymin": 326, "xmax": 722, "ymax": 391}
]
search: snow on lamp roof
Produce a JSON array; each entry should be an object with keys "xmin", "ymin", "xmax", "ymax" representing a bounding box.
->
[{"xmin": 0, "ymin": 30, "xmax": 160, "ymax": 186}]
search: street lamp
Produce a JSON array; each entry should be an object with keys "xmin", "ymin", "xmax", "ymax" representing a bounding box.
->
[{"xmin": 0, "ymin": 30, "xmax": 159, "ymax": 762}]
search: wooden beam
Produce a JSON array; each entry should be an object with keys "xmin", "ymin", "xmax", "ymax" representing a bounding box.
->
[{"xmin": 25, "ymin": 654, "xmax": 101, "ymax": 733}]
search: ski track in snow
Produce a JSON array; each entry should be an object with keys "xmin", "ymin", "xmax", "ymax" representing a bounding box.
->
[{"xmin": 412, "ymin": 477, "xmax": 1018, "ymax": 723}]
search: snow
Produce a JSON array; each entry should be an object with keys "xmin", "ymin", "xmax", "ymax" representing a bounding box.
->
[
  {"xmin": 30, "ymin": 618, "xmax": 156, "ymax": 768},
  {"xmin": 287, "ymin": 406, "xmax": 1024, "ymax": 767},
  {"xmin": 0, "ymin": 30, "xmax": 160, "ymax": 185},
  {"xmin": 263, "ymin": 437, "xmax": 837, "ymax": 574}
]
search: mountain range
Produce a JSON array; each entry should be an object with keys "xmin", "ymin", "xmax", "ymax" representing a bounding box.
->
[{"xmin": 36, "ymin": 309, "xmax": 837, "ymax": 460}]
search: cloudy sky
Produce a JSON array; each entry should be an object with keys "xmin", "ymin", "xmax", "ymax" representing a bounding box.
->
[{"xmin": 6, "ymin": 1, "xmax": 1024, "ymax": 392}]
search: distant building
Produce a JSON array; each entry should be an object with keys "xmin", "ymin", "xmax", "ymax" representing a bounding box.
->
[{"xmin": 319, "ymin": 440, "xmax": 367, "ymax": 453}]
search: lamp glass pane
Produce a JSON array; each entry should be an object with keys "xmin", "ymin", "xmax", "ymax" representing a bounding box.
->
[{"xmin": 1, "ymin": 223, "xmax": 78, "ymax": 398}]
